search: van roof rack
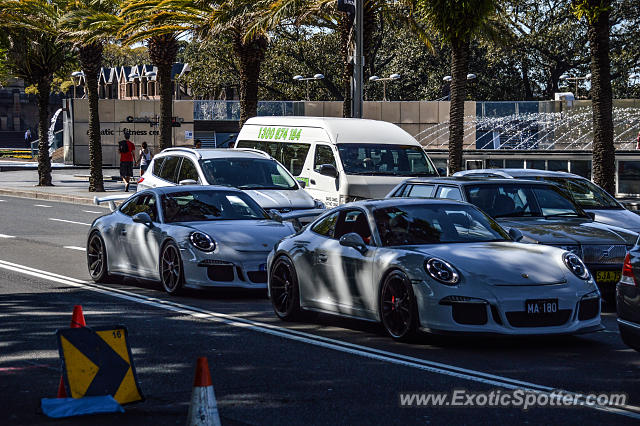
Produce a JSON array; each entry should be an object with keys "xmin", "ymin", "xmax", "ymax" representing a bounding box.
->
[{"xmin": 161, "ymin": 147, "xmax": 202, "ymax": 159}]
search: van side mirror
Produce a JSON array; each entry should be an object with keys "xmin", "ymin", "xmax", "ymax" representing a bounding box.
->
[
  {"xmin": 339, "ymin": 232, "xmax": 367, "ymax": 254},
  {"xmin": 179, "ymin": 179, "xmax": 198, "ymax": 185},
  {"xmin": 508, "ymin": 228, "xmax": 523, "ymax": 242},
  {"xmin": 318, "ymin": 164, "xmax": 338, "ymax": 178},
  {"xmin": 296, "ymin": 178, "xmax": 306, "ymax": 189}
]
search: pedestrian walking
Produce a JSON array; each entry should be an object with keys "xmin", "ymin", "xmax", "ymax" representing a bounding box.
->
[
  {"xmin": 118, "ymin": 131, "xmax": 137, "ymax": 192},
  {"xmin": 194, "ymin": 139, "xmax": 202, "ymax": 149},
  {"xmin": 636, "ymin": 131, "xmax": 640, "ymax": 150},
  {"xmin": 137, "ymin": 141, "xmax": 152, "ymax": 175}
]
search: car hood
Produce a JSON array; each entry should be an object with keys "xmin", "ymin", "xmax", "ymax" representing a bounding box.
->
[
  {"xmin": 344, "ymin": 175, "xmax": 422, "ymax": 199},
  {"xmin": 180, "ymin": 220, "xmax": 295, "ymax": 251},
  {"xmin": 408, "ymin": 242, "xmax": 568, "ymax": 286},
  {"xmin": 496, "ymin": 217, "xmax": 638, "ymax": 245},
  {"xmin": 243, "ymin": 188, "xmax": 314, "ymax": 210},
  {"xmin": 586, "ymin": 208, "xmax": 640, "ymax": 234}
]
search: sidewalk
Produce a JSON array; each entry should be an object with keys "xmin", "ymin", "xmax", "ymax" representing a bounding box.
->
[{"xmin": 0, "ymin": 166, "xmax": 137, "ymax": 206}]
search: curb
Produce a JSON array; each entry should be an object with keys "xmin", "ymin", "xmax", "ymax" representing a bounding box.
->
[{"xmin": 0, "ymin": 187, "xmax": 110, "ymax": 207}]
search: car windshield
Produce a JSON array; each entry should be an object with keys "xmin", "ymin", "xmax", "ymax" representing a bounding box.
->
[
  {"xmin": 199, "ymin": 158, "xmax": 297, "ymax": 190},
  {"xmin": 161, "ymin": 190, "xmax": 268, "ymax": 223},
  {"xmin": 373, "ymin": 204, "xmax": 510, "ymax": 246},
  {"xmin": 464, "ymin": 183, "xmax": 589, "ymax": 219},
  {"xmin": 542, "ymin": 177, "xmax": 621, "ymax": 209},
  {"xmin": 337, "ymin": 143, "xmax": 438, "ymax": 177}
]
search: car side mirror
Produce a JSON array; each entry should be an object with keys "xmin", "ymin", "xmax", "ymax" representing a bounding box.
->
[
  {"xmin": 318, "ymin": 164, "xmax": 337, "ymax": 178},
  {"xmin": 179, "ymin": 179, "xmax": 198, "ymax": 186},
  {"xmin": 437, "ymin": 167, "xmax": 446, "ymax": 176},
  {"xmin": 297, "ymin": 179, "xmax": 306, "ymax": 189},
  {"xmin": 586, "ymin": 212, "xmax": 595, "ymax": 220},
  {"xmin": 508, "ymin": 228, "xmax": 523, "ymax": 242},
  {"xmin": 339, "ymin": 232, "xmax": 367, "ymax": 254},
  {"xmin": 132, "ymin": 212, "xmax": 153, "ymax": 226}
]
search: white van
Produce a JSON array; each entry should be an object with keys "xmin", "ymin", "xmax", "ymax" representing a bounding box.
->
[{"xmin": 234, "ymin": 117, "xmax": 439, "ymax": 207}]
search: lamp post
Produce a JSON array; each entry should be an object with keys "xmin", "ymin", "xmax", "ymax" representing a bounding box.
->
[
  {"xmin": 293, "ymin": 73, "xmax": 325, "ymax": 100},
  {"xmin": 441, "ymin": 74, "xmax": 476, "ymax": 100},
  {"xmin": 369, "ymin": 73, "xmax": 401, "ymax": 101},
  {"xmin": 559, "ymin": 73, "xmax": 591, "ymax": 98},
  {"xmin": 71, "ymin": 71, "xmax": 84, "ymax": 98}
]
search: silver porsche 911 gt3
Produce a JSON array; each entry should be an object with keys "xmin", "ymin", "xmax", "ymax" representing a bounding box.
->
[
  {"xmin": 87, "ymin": 185, "xmax": 297, "ymax": 294},
  {"xmin": 267, "ymin": 198, "xmax": 603, "ymax": 340}
]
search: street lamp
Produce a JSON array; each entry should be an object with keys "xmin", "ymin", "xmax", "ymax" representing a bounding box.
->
[
  {"xmin": 71, "ymin": 71, "xmax": 84, "ymax": 98},
  {"xmin": 369, "ymin": 73, "xmax": 401, "ymax": 101},
  {"xmin": 293, "ymin": 73, "xmax": 325, "ymax": 100},
  {"xmin": 559, "ymin": 73, "xmax": 591, "ymax": 98},
  {"xmin": 441, "ymin": 74, "xmax": 477, "ymax": 100}
]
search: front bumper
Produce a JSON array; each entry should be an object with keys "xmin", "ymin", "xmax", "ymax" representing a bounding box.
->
[
  {"xmin": 413, "ymin": 279, "xmax": 602, "ymax": 336},
  {"xmin": 180, "ymin": 244, "xmax": 269, "ymax": 289}
]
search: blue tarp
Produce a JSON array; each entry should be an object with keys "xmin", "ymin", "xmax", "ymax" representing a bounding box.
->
[{"xmin": 41, "ymin": 395, "xmax": 124, "ymax": 418}]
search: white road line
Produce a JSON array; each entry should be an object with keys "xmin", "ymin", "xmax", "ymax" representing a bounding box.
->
[
  {"xmin": 63, "ymin": 246, "xmax": 86, "ymax": 251},
  {"xmin": 0, "ymin": 234, "xmax": 15, "ymax": 238},
  {"xmin": 34, "ymin": 204, "xmax": 52, "ymax": 208},
  {"xmin": 0, "ymin": 199, "xmax": 6, "ymax": 202},
  {"xmin": 83, "ymin": 210, "xmax": 102, "ymax": 214},
  {"xmin": 49, "ymin": 218, "xmax": 91, "ymax": 226},
  {"xmin": 0, "ymin": 259, "xmax": 637, "ymax": 420}
]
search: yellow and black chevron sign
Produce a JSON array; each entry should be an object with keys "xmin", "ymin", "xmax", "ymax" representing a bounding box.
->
[{"xmin": 56, "ymin": 326, "xmax": 143, "ymax": 404}]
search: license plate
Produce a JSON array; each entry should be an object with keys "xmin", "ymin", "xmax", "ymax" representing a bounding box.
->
[
  {"xmin": 526, "ymin": 299, "xmax": 558, "ymax": 315},
  {"xmin": 595, "ymin": 270, "xmax": 621, "ymax": 284}
]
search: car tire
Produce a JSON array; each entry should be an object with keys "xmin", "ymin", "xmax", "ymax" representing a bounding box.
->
[
  {"xmin": 379, "ymin": 269, "xmax": 419, "ymax": 341},
  {"xmin": 160, "ymin": 240, "xmax": 185, "ymax": 295},
  {"xmin": 269, "ymin": 256, "xmax": 301, "ymax": 321},
  {"xmin": 86, "ymin": 231, "xmax": 110, "ymax": 283}
]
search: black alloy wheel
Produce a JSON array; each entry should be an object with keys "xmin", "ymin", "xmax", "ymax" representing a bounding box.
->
[
  {"xmin": 380, "ymin": 270, "xmax": 419, "ymax": 341},
  {"xmin": 87, "ymin": 232, "xmax": 109, "ymax": 282},
  {"xmin": 160, "ymin": 241, "xmax": 184, "ymax": 295},
  {"xmin": 269, "ymin": 256, "xmax": 301, "ymax": 320}
]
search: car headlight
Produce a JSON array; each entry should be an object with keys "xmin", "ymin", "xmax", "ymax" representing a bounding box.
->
[
  {"xmin": 313, "ymin": 199, "xmax": 326, "ymax": 209},
  {"xmin": 189, "ymin": 232, "xmax": 216, "ymax": 252},
  {"xmin": 425, "ymin": 258, "xmax": 460, "ymax": 285},
  {"xmin": 563, "ymin": 252, "xmax": 590, "ymax": 280}
]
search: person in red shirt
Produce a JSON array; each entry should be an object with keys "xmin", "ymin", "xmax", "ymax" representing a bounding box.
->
[{"xmin": 119, "ymin": 131, "xmax": 137, "ymax": 191}]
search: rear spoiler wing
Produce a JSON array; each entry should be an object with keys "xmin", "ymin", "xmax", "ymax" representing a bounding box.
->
[
  {"xmin": 93, "ymin": 194, "xmax": 130, "ymax": 212},
  {"xmin": 269, "ymin": 208, "xmax": 325, "ymax": 230}
]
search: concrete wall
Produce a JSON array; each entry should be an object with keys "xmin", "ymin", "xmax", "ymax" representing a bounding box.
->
[{"xmin": 65, "ymin": 98, "xmax": 194, "ymax": 166}]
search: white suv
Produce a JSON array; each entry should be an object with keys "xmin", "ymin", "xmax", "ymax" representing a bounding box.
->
[{"xmin": 137, "ymin": 148, "xmax": 323, "ymax": 212}]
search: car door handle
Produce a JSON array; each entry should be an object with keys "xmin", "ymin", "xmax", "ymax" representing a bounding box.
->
[
  {"xmin": 317, "ymin": 253, "xmax": 327, "ymax": 263},
  {"xmin": 310, "ymin": 179, "xmax": 316, "ymax": 185},
  {"xmin": 120, "ymin": 229, "xmax": 127, "ymax": 236}
]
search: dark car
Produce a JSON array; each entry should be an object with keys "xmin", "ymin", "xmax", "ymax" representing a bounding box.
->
[
  {"xmin": 387, "ymin": 177, "xmax": 639, "ymax": 300},
  {"xmin": 618, "ymin": 246, "xmax": 640, "ymax": 351}
]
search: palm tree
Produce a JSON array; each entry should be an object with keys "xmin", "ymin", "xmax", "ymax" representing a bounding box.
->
[
  {"xmin": 0, "ymin": 0, "xmax": 75, "ymax": 186},
  {"xmin": 573, "ymin": 0, "xmax": 615, "ymax": 195},
  {"xmin": 118, "ymin": 1, "xmax": 183, "ymax": 150},
  {"xmin": 415, "ymin": 0, "xmax": 497, "ymax": 175},
  {"xmin": 62, "ymin": 0, "xmax": 122, "ymax": 192}
]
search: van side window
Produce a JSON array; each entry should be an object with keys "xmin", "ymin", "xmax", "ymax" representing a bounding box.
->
[
  {"xmin": 236, "ymin": 140, "xmax": 310, "ymax": 176},
  {"xmin": 314, "ymin": 145, "xmax": 336, "ymax": 171}
]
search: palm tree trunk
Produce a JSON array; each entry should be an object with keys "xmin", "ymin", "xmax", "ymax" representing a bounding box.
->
[
  {"xmin": 36, "ymin": 78, "xmax": 52, "ymax": 186},
  {"xmin": 233, "ymin": 34, "xmax": 267, "ymax": 129},
  {"xmin": 448, "ymin": 39, "xmax": 469, "ymax": 175},
  {"xmin": 157, "ymin": 63, "xmax": 173, "ymax": 150},
  {"xmin": 339, "ymin": 15, "xmax": 352, "ymax": 118},
  {"xmin": 80, "ymin": 43, "xmax": 105, "ymax": 192},
  {"xmin": 587, "ymin": 3, "xmax": 615, "ymax": 195}
]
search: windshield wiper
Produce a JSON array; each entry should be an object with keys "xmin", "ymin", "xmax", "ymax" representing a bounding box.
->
[
  {"xmin": 544, "ymin": 212, "xmax": 583, "ymax": 218},
  {"xmin": 492, "ymin": 211, "xmax": 541, "ymax": 218}
]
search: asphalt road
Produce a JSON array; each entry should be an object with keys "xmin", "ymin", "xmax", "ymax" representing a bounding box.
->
[{"xmin": 1, "ymin": 194, "xmax": 639, "ymax": 425}]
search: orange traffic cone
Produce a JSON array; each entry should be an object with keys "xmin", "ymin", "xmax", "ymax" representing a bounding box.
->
[
  {"xmin": 186, "ymin": 357, "xmax": 221, "ymax": 426},
  {"xmin": 57, "ymin": 305, "xmax": 87, "ymax": 397}
]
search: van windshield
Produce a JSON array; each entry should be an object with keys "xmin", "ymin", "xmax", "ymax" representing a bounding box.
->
[
  {"xmin": 199, "ymin": 158, "xmax": 298, "ymax": 190},
  {"xmin": 337, "ymin": 144, "xmax": 437, "ymax": 177}
]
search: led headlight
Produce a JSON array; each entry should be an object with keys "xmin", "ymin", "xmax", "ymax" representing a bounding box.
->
[
  {"xmin": 563, "ymin": 252, "xmax": 590, "ymax": 280},
  {"xmin": 189, "ymin": 232, "xmax": 216, "ymax": 252},
  {"xmin": 425, "ymin": 258, "xmax": 460, "ymax": 285}
]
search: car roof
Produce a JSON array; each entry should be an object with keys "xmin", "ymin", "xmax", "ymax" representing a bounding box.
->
[
  {"xmin": 398, "ymin": 176, "xmax": 549, "ymax": 186},
  {"xmin": 243, "ymin": 116, "xmax": 419, "ymax": 146},
  {"xmin": 343, "ymin": 197, "xmax": 472, "ymax": 210},
  {"xmin": 456, "ymin": 168, "xmax": 583, "ymax": 179},
  {"xmin": 155, "ymin": 147, "xmax": 272, "ymax": 160},
  {"xmin": 143, "ymin": 185, "xmax": 244, "ymax": 195}
]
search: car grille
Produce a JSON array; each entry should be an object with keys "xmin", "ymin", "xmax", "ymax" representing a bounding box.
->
[
  {"xmin": 207, "ymin": 265, "xmax": 235, "ymax": 282},
  {"xmin": 505, "ymin": 310, "xmax": 572, "ymax": 327},
  {"xmin": 578, "ymin": 298, "xmax": 600, "ymax": 321},
  {"xmin": 581, "ymin": 245, "xmax": 627, "ymax": 265}
]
